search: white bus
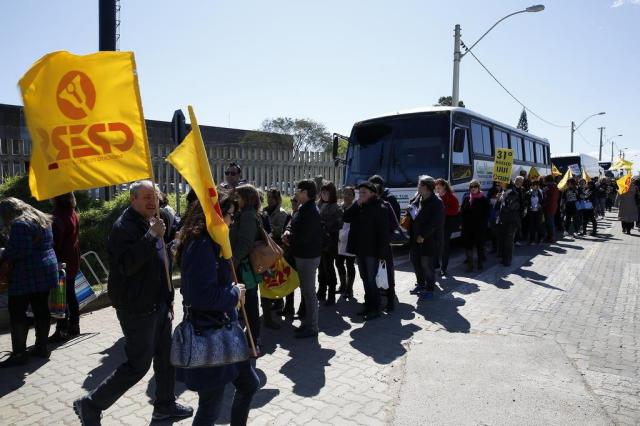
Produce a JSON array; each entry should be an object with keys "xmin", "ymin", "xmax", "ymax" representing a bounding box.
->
[
  {"xmin": 551, "ymin": 153, "xmax": 602, "ymax": 179},
  {"xmin": 333, "ymin": 106, "xmax": 552, "ymax": 207}
]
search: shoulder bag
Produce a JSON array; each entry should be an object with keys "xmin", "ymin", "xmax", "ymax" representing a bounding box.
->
[{"xmin": 249, "ymin": 218, "xmax": 284, "ymax": 274}]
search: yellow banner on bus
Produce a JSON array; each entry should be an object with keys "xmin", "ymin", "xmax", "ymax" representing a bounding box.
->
[{"xmin": 492, "ymin": 148, "xmax": 514, "ymax": 184}]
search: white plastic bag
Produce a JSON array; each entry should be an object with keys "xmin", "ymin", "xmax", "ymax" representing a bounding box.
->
[{"xmin": 375, "ymin": 260, "xmax": 389, "ymax": 290}]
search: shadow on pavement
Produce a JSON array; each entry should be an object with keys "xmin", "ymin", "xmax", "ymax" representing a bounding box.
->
[
  {"xmin": 82, "ymin": 337, "xmax": 125, "ymax": 391},
  {"xmin": 415, "ymin": 294, "xmax": 470, "ymax": 333},
  {"xmin": 0, "ymin": 354, "xmax": 49, "ymax": 398},
  {"xmin": 278, "ymin": 336, "xmax": 335, "ymax": 397},
  {"xmin": 349, "ymin": 301, "xmax": 420, "ymax": 365}
]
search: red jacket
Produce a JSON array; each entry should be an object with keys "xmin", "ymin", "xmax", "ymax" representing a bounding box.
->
[
  {"xmin": 543, "ymin": 184, "xmax": 560, "ymax": 215},
  {"xmin": 441, "ymin": 191, "xmax": 460, "ymax": 217},
  {"xmin": 52, "ymin": 206, "xmax": 80, "ymax": 278}
]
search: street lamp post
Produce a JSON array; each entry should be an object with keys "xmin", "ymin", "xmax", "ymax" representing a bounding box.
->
[
  {"xmin": 451, "ymin": 5, "xmax": 544, "ymax": 107},
  {"xmin": 603, "ymin": 134, "xmax": 622, "ymax": 162},
  {"xmin": 570, "ymin": 112, "xmax": 606, "ymax": 153}
]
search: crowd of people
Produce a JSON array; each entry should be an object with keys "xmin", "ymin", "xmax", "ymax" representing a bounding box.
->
[{"xmin": 0, "ymin": 160, "xmax": 639, "ymax": 425}]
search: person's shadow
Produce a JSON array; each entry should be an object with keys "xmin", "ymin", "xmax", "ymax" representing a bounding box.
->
[
  {"xmin": 415, "ymin": 293, "xmax": 471, "ymax": 333},
  {"xmin": 0, "ymin": 353, "xmax": 49, "ymax": 398},
  {"xmin": 348, "ymin": 301, "xmax": 421, "ymax": 365},
  {"xmin": 82, "ymin": 337, "xmax": 125, "ymax": 391},
  {"xmin": 278, "ymin": 333, "xmax": 336, "ymax": 397}
]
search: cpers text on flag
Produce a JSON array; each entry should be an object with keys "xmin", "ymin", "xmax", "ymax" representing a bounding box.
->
[
  {"xmin": 19, "ymin": 51, "xmax": 153, "ymax": 201},
  {"xmin": 166, "ymin": 106, "xmax": 233, "ymax": 259}
]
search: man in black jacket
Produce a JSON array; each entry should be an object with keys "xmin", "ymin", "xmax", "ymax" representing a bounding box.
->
[
  {"xmin": 343, "ymin": 182, "xmax": 391, "ymax": 320},
  {"xmin": 74, "ymin": 181, "xmax": 192, "ymax": 425},
  {"xmin": 284, "ymin": 179, "xmax": 322, "ymax": 338}
]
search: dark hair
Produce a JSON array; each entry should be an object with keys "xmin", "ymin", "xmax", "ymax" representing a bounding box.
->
[
  {"xmin": 226, "ymin": 162, "xmax": 242, "ymax": 174},
  {"xmin": 219, "ymin": 191, "xmax": 237, "ymax": 217},
  {"xmin": 186, "ymin": 189, "xmax": 198, "ymax": 206},
  {"xmin": 320, "ymin": 181, "xmax": 338, "ymax": 204},
  {"xmin": 368, "ymin": 175, "xmax": 385, "ymax": 187},
  {"xmin": 0, "ymin": 197, "xmax": 52, "ymax": 230},
  {"xmin": 267, "ymin": 188, "xmax": 282, "ymax": 206},
  {"xmin": 568, "ymin": 178, "xmax": 577, "ymax": 186},
  {"xmin": 53, "ymin": 192, "xmax": 75, "ymax": 210},
  {"xmin": 356, "ymin": 181, "xmax": 377, "ymax": 194},
  {"xmin": 235, "ymin": 184, "xmax": 261, "ymax": 211},
  {"xmin": 158, "ymin": 191, "xmax": 169, "ymax": 208},
  {"xmin": 174, "ymin": 200, "xmax": 206, "ymax": 266},
  {"xmin": 435, "ymin": 178, "xmax": 452, "ymax": 193},
  {"xmin": 297, "ymin": 179, "xmax": 317, "ymax": 200},
  {"xmin": 343, "ymin": 186, "xmax": 355, "ymax": 197},
  {"xmin": 544, "ymin": 175, "xmax": 555, "ymax": 184}
]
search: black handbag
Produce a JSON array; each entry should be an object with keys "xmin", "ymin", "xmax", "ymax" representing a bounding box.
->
[{"xmin": 170, "ymin": 306, "xmax": 250, "ymax": 369}]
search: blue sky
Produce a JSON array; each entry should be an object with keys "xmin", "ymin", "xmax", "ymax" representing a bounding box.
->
[{"xmin": 1, "ymin": 0, "xmax": 639, "ymax": 169}]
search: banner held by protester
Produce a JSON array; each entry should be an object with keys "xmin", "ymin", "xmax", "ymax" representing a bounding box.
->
[
  {"xmin": 19, "ymin": 51, "xmax": 153, "ymax": 201},
  {"xmin": 492, "ymin": 148, "xmax": 514, "ymax": 184}
]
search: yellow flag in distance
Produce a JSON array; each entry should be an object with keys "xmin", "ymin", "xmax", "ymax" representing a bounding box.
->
[{"xmin": 557, "ymin": 168, "xmax": 573, "ymax": 191}]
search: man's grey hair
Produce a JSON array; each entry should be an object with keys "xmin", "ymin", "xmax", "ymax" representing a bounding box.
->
[{"xmin": 129, "ymin": 180, "xmax": 155, "ymax": 198}]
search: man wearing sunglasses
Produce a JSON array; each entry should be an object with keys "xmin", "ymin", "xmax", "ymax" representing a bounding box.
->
[{"xmin": 220, "ymin": 162, "xmax": 246, "ymax": 190}]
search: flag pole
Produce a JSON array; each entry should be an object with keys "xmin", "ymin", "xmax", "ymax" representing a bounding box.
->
[{"xmin": 228, "ymin": 259, "xmax": 258, "ymax": 358}]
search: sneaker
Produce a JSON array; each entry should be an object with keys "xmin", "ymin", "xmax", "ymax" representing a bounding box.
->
[
  {"xmin": 152, "ymin": 402, "xmax": 194, "ymax": 421},
  {"xmin": 73, "ymin": 398, "xmax": 102, "ymax": 426},
  {"xmin": 515, "ymin": 241, "xmax": 523, "ymax": 247},
  {"xmin": 0, "ymin": 352, "xmax": 29, "ymax": 368},
  {"xmin": 420, "ymin": 291, "xmax": 435, "ymax": 301},
  {"xmin": 409, "ymin": 285, "xmax": 426, "ymax": 295}
]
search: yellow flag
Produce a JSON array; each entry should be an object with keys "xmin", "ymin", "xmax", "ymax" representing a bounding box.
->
[
  {"xmin": 551, "ymin": 163, "xmax": 562, "ymax": 176},
  {"xmin": 166, "ymin": 106, "xmax": 232, "ymax": 259},
  {"xmin": 528, "ymin": 166, "xmax": 540, "ymax": 180},
  {"xmin": 557, "ymin": 168, "xmax": 573, "ymax": 191},
  {"xmin": 581, "ymin": 168, "xmax": 591, "ymax": 182},
  {"xmin": 617, "ymin": 173, "xmax": 631, "ymax": 195},
  {"xmin": 19, "ymin": 51, "xmax": 153, "ymax": 201}
]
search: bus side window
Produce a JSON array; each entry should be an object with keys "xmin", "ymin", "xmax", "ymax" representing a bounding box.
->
[{"xmin": 452, "ymin": 127, "xmax": 472, "ymax": 181}]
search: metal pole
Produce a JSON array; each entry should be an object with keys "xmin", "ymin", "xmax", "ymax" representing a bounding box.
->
[
  {"xmin": 570, "ymin": 121, "xmax": 575, "ymax": 153},
  {"xmin": 598, "ymin": 127, "xmax": 604, "ymax": 161},
  {"xmin": 452, "ymin": 24, "xmax": 461, "ymax": 107},
  {"xmin": 611, "ymin": 142, "xmax": 614, "ymax": 163},
  {"xmin": 99, "ymin": 0, "xmax": 117, "ymax": 51},
  {"xmin": 99, "ymin": 0, "xmax": 117, "ymax": 201}
]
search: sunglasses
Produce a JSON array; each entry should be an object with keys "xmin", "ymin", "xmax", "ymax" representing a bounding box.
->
[{"xmin": 225, "ymin": 171, "xmax": 238, "ymax": 176}]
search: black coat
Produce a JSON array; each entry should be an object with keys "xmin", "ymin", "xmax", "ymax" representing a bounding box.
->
[
  {"xmin": 288, "ymin": 200, "xmax": 322, "ymax": 259},
  {"xmin": 343, "ymin": 198, "xmax": 391, "ymax": 258},
  {"xmin": 108, "ymin": 207, "xmax": 173, "ymax": 313},
  {"xmin": 461, "ymin": 193, "xmax": 490, "ymax": 248},
  {"xmin": 381, "ymin": 189, "xmax": 401, "ymax": 222},
  {"xmin": 412, "ymin": 193, "xmax": 445, "ymax": 257}
]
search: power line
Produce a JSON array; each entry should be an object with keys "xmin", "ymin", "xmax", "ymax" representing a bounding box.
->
[
  {"xmin": 460, "ymin": 40, "xmax": 570, "ymax": 129},
  {"xmin": 575, "ymin": 128, "xmax": 597, "ymax": 147}
]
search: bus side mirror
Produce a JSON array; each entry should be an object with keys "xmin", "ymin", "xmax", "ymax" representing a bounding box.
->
[{"xmin": 453, "ymin": 128, "xmax": 466, "ymax": 152}]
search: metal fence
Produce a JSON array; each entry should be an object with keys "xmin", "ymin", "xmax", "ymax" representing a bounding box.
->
[{"xmin": 0, "ymin": 138, "xmax": 344, "ymax": 197}]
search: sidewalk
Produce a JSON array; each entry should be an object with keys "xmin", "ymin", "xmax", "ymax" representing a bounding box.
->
[{"xmin": 0, "ymin": 212, "xmax": 638, "ymax": 425}]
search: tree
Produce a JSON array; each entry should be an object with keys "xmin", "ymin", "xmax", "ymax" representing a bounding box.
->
[
  {"xmin": 517, "ymin": 108, "xmax": 529, "ymax": 132},
  {"xmin": 260, "ymin": 117, "xmax": 332, "ymax": 152},
  {"xmin": 434, "ymin": 96, "xmax": 465, "ymax": 108}
]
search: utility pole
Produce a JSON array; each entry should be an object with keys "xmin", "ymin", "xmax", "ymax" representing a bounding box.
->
[
  {"xmin": 570, "ymin": 121, "xmax": 575, "ymax": 153},
  {"xmin": 611, "ymin": 142, "xmax": 615, "ymax": 163},
  {"xmin": 451, "ymin": 24, "xmax": 462, "ymax": 108},
  {"xmin": 598, "ymin": 127, "xmax": 605, "ymax": 161}
]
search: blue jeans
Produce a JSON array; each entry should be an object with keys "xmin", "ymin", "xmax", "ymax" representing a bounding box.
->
[
  {"xmin": 193, "ymin": 361, "xmax": 259, "ymax": 426},
  {"xmin": 357, "ymin": 256, "xmax": 380, "ymax": 313}
]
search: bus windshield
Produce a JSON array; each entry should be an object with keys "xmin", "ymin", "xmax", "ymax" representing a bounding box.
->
[
  {"xmin": 552, "ymin": 156, "xmax": 581, "ymax": 173},
  {"xmin": 345, "ymin": 113, "xmax": 450, "ymax": 187}
]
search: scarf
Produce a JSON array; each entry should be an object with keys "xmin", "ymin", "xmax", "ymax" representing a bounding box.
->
[{"xmin": 470, "ymin": 191, "xmax": 484, "ymax": 206}]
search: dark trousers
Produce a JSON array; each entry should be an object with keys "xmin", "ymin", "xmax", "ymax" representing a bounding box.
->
[
  {"xmin": 565, "ymin": 204, "xmax": 579, "ymax": 234},
  {"xmin": 622, "ymin": 222, "xmax": 634, "ymax": 233},
  {"xmin": 419, "ymin": 256, "xmax": 436, "ymax": 292},
  {"xmin": 244, "ymin": 287, "xmax": 260, "ymax": 347},
  {"xmin": 8, "ymin": 291, "xmax": 51, "ymax": 353},
  {"xmin": 498, "ymin": 223, "xmax": 517, "ymax": 265},
  {"xmin": 317, "ymin": 251, "xmax": 338, "ymax": 299},
  {"xmin": 527, "ymin": 210, "xmax": 545, "ymax": 243},
  {"xmin": 544, "ymin": 212, "xmax": 556, "ymax": 242},
  {"xmin": 440, "ymin": 228, "xmax": 454, "ymax": 273},
  {"xmin": 384, "ymin": 254, "xmax": 395, "ymax": 305},
  {"xmin": 57, "ymin": 270, "xmax": 80, "ymax": 331},
  {"xmin": 581, "ymin": 210, "xmax": 597, "ymax": 234},
  {"xmin": 410, "ymin": 242, "xmax": 425, "ymax": 287},
  {"xmin": 357, "ymin": 256, "xmax": 380, "ymax": 313},
  {"xmin": 335, "ymin": 255, "xmax": 356, "ymax": 295},
  {"xmin": 89, "ymin": 304, "xmax": 175, "ymax": 410},
  {"xmin": 193, "ymin": 361, "xmax": 259, "ymax": 426}
]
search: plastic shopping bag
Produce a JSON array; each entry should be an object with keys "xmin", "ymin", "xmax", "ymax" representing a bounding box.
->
[
  {"xmin": 259, "ymin": 257, "xmax": 300, "ymax": 299},
  {"xmin": 375, "ymin": 260, "xmax": 388, "ymax": 290}
]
